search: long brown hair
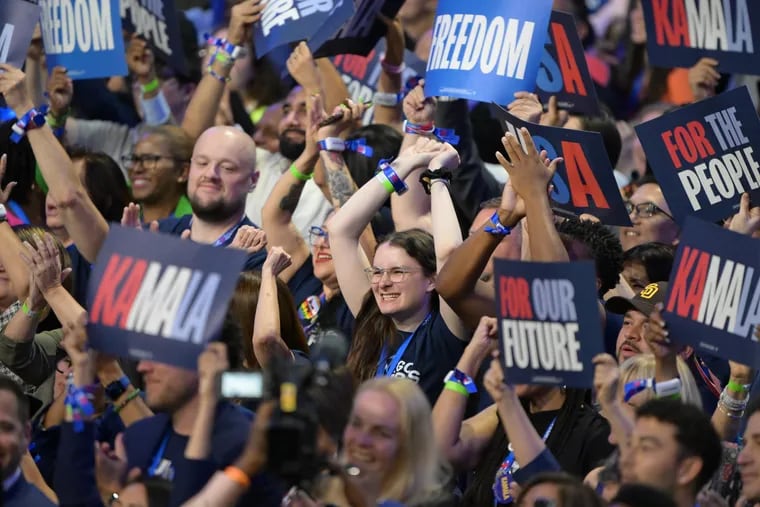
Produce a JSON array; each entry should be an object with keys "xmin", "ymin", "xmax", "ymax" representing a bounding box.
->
[
  {"xmin": 346, "ymin": 229, "xmax": 438, "ymax": 383},
  {"xmin": 229, "ymin": 271, "xmax": 309, "ymax": 369}
]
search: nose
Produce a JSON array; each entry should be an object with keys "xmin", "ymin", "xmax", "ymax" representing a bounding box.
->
[
  {"xmin": 378, "ymin": 271, "xmax": 394, "ymax": 287},
  {"xmin": 739, "ymin": 446, "xmax": 751, "ymax": 467}
]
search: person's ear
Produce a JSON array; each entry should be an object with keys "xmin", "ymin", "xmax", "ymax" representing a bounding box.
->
[{"xmin": 675, "ymin": 455, "xmax": 702, "ymax": 487}]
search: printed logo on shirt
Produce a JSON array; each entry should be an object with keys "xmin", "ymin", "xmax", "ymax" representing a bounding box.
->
[
  {"xmin": 152, "ymin": 459, "xmax": 175, "ymax": 481},
  {"xmin": 392, "ymin": 360, "xmax": 420, "ymax": 382}
]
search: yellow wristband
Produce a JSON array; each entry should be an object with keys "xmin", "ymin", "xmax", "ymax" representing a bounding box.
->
[{"xmin": 289, "ymin": 163, "xmax": 312, "ymax": 181}]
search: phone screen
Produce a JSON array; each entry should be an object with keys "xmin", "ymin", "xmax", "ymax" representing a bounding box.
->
[{"xmin": 220, "ymin": 371, "xmax": 264, "ymax": 400}]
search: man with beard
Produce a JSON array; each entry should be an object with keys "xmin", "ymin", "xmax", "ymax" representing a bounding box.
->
[
  {"xmin": 156, "ymin": 125, "xmax": 267, "ymax": 269},
  {"xmin": 245, "ymin": 86, "xmax": 331, "ymax": 241}
]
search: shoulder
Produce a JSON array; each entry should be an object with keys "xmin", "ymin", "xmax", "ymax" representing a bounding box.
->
[
  {"xmin": 156, "ymin": 215, "xmax": 192, "ymax": 234},
  {"xmin": 8, "ymin": 477, "xmax": 57, "ymax": 506}
]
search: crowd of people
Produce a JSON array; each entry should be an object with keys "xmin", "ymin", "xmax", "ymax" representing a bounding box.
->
[{"xmin": 0, "ymin": 0, "xmax": 759, "ymax": 506}]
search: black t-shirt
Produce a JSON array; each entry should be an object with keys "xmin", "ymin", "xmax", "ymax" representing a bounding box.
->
[{"xmin": 67, "ymin": 244, "xmax": 90, "ymax": 306}]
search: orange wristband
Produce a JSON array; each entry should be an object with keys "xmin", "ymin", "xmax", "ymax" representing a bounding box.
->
[{"xmin": 224, "ymin": 466, "xmax": 251, "ymax": 489}]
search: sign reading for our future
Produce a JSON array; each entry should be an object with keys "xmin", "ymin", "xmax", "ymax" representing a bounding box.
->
[
  {"xmin": 423, "ymin": 0, "xmax": 553, "ymax": 104},
  {"xmin": 0, "ymin": 0, "xmax": 41, "ymax": 68},
  {"xmin": 121, "ymin": 0, "xmax": 187, "ymax": 76},
  {"xmin": 663, "ymin": 217, "xmax": 760, "ymax": 364},
  {"xmin": 39, "ymin": 0, "xmax": 127, "ymax": 79},
  {"xmin": 495, "ymin": 259, "xmax": 603, "ymax": 387},
  {"xmin": 640, "ymin": 0, "xmax": 760, "ymax": 75},
  {"xmin": 491, "ymin": 105, "xmax": 631, "ymax": 226},
  {"xmin": 87, "ymin": 227, "xmax": 246, "ymax": 370},
  {"xmin": 536, "ymin": 10, "xmax": 600, "ymax": 116},
  {"xmin": 635, "ymin": 86, "xmax": 760, "ymax": 224},
  {"xmin": 254, "ymin": 0, "xmax": 354, "ymax": 57}
]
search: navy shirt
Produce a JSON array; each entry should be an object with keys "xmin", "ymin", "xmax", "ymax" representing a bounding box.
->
[{"xmin": 67, "ymin": 244, "xmax": 90, "ymax": 306}]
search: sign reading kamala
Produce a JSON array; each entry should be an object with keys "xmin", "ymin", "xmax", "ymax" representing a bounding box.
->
[
  {"xmin": 254, "ymin": 0, "xmax": 354, "ymax": 57},
  {"xmin": 640, "ymin": 0, "xmax": 760, "ymax": 75},
  {"xmin": 0, "ymin": 0, "xmax": 41, "ymax": 68},
  {"xmin": 121, "ymin": 0, "xmax": 187, "ymax": 76},
  {"xmin": 86, "ymin": 227, "xmax": 247, "ymax": 370},
  {"xmin": 635, "ymin": 87, "xmax": 760, "ymax": 224},
  {"xmin": 492, "ymin": 105, "xmax": 631, "ymax": 226},
  {"xmin": 424, "ymin": 0, "xmax": 553, "ymax": 104},
  {"xmin": 39, "ymin": 0, "xmax": 127, "ymax": 79},
  {"xmin": 495, "ymin": 259, "xmax": 603, "ymax": 388},
  {"xmin": 664, "ymin": 217, "xmax": 760, "ymax": 364},
  {"xmin": 536, "ymin": 11, "xmax": 601, "ymax": 116}
]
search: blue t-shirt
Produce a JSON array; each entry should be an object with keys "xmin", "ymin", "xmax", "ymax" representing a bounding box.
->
[{"xmin": 67, "ymin": 244, "xmax": 91, "ymax": 306}]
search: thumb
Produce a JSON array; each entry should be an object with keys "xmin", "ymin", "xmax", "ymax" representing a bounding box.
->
[
  {"xmin": 61, "ymin": 267, "xmax": 73, "ymax": 282},
  {"xmin": 114, "ymin": 433, "xmax": 127, "ymax": 461},
  {"xmin": 547, "ymin": 157, "xmax": 563, "ymax": 176},
  {"xmin": 180, "ymin": 229, "xmax": 191, "ymax": 240},
  {"xmin": 149, "ymin": 221, "xmax": 159, "ymax": 233},
  {"xmin": 2, "ymin": 180, "xmax": 17, "ymax": 196}
]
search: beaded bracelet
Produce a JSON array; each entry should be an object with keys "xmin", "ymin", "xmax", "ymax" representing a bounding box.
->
[
  {"xmin": 206, "ymin": 65, "xmax": 231, "ymax": 83},
  {"xmin": 115, "ymin": 389, "xmax": 142, "ymax": 414}
]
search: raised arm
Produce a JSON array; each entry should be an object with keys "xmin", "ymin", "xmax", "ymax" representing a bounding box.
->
[
  {"xmin": 372, "ymin": 16, "xmax": 405, "ymax": 130},
  {"xmin": 253, "ymin": 248, "xmax": 295, "ymax": 369},
  {"xmin": 0, "ymin": 165, "xmax": 30, "ymax": 300},
  {"xmin": 593, "ymin": 353, "xmax": 635, "ymax": 447}
]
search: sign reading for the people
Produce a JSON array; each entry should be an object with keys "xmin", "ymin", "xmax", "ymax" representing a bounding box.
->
[
  {"xmin": 634, "ymin": 86, "xmax": 760, "ymax": 224},
  {"xmin": 640, "ymin": 0, "xmax": 760, "ymax": 75},
  {"xmin": 535, "ymin": 10, "xmax": 601, "ymax": 116},
  {"xmin": 494, "ymin": 259, "xmax": 603, "ymax": 388},
  {"xmin": 423, "ymin": 0, "xmax": 553, "ymax": 104},
  {"xmin": 491, "ymin": 105, "xmax": 631, "ymax": 226},
  {"xmin": 87, "ymin": 227, "xmax": 246, "ymax": 370},
  {"xmin": 39, "ymin": 0, "xmax": 127, "ymax": 79},
  {"xmin": 0, "ymin": 0, "xmax": 40, "ymax": 68},
  {"xmin": 310, "ymin": 0, "xmax": 404, "ymax": 58},
  {"xmin": 254, "ymin": 0, "xmax": 354, "ymax": 57},
  {"xmin": 663, "ymin": 217, "xmax": 760, "ymax": 364},
  {"xmin": 120, "ymin": 0, "xmax": 188, "ymax": 76}
]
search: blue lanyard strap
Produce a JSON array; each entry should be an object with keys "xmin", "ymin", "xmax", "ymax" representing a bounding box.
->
[
  {"xmin": 188, "ymin": 215, "xmax": 247, "ymax": 247},
  {"xmin": 376, "ymin": 313, "xmax": 431, "ymax": 377},
  {"xmin": 147, "ymin": 433, "xmax": 170, "ymax": 477}
]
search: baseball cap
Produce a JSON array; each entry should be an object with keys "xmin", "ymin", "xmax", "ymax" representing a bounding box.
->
[{"xmin": 606, "ymin": 281, "xmax": 668, "ymax": 316}]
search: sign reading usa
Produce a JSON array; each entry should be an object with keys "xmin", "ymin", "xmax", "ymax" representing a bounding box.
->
[
  {"xmin": 640, "ymin": 0, "xmax": 760, "ymax": 74},
  {"xmin": 495, "ymin": 259, "xmax": 602, "ymax": 387},
  {"xmin": 121, "ymin": 0, "xmax": 187, "ymax": 76},
  {"xmin": 87, "ymin": 227, "xmax": 246, "ymax": 370},
  {"xmin": 39, "ymin": 0, "xmax": 127, "ymax": 79},
  {"xmin": 492, "ymin": 105, "xmax": 631, "ymax": 226},
  {"xmin": 635, "ymin": 86, "xmax": 760, "ymax": 224},
  {"xmin": 424, "ymin": 0, "xmax": 553, "ymax": 104},
  {"xmin": 0, "ymin": 0, "xmax": 41, "ymax": 68},
  {"xmin": 536, "ymin": 10, "xmax": 601, "ymax": 116},
  {"xmin": 664, "ymin": 217, "xmax": 760, "ymax": 364}
]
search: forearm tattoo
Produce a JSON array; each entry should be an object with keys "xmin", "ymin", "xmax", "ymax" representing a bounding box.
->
[
  {"xmin": 323, "ymin": 151, "xmax": 358, "ymax": 207},
  {"xmin": 279, "ymin": 181, "xmax": 304, "ymax": 213}
]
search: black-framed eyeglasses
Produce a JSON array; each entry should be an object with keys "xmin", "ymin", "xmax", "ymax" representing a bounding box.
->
[
  {"xmin": 122, "ymin": 154, "xmax": 185, "ymax": 171},
  {"xmin": 308, "ymin": 226, "xmax": 329, "ymax": 246},
  {"xmin": 625, "ymin": 201, "xmax": 675, "ymax": 221},
  {"xmin": 364, "ymin": 267, "xmax": 422, "ymax": 284}
]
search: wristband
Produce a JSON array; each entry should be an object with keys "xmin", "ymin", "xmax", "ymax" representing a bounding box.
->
[
  {"xmin": 444, "ymin": 369, "xmax": 478, "ymax": 393},
  {"xmin": 224, "ymin": 466, "xmax": 252, "ymax": 489},
  {"xmin": 206, "ymin": 66, "xmax": 231, "ymax": 83},
  {"xmin": 210, "ymin": 50, "xmax": 232, "ymax": 67},
  {"xmin": 419, "ymin": 168, "xmax": 453, "ymax": 195},
  {"xmin": 727, "ymin": 379, "xmax": 751, "ymax": 395},
  {"xmin": 10, "ymin": 105, "xmax": 48, "ymax": 143},
  {"xmin": 345, "ymin": 138, "xmax": 373, "ymax": 157},
  {"xmin": 141, "ymin": 77, "xmax": 160, "ymax": 94},
  {"xmin": 403, "ymin": 120, "xmax": 434, "ymax": 136},
  {"xmin": 654, "ymin": 378, "xmax": 682, "ymax": 398},
  {"xmin": 317, "ymin": 137, "xmax": 346, "ymax": 152},
  {"xmin": 65, "ymin": 382, "xmax": 97, "ymax": 433},
  {"xmin": 373, "ymin": 92, "xmax": 404, "ymax": 107},
  {"xmin": 377, "ymin": 159, "xmax": 407, "ymax": 195},
  {"xmin": 375, "ymin": 171, "xmax": 395, "ymax": 194},
  {"xmin": 204, "ymin": 33, "xmax": 246, "ymax": 60},
  {"xmin": 380, "ymin": 54, "xmax": 405, "ymax": 75},
  {"xmin": 484, "ymin": 211, "xmax": 511, "ymax": 236},
  {"xmin": 289, "ymin": 163, "xmax": 312, "ymax": 182},
  {"xmin": 444, "ymin": 380, "xmax": 469, "ymax": 397},
  {"xmin": 115, "ymin": 389, "xmax": 142, "ymax": 414}
]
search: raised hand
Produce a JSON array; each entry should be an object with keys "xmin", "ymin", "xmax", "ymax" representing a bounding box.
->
[
  {"xmin": 20, "ymin": 233, "xmax": 71, "ymax": 298},
  {"xmin": 428, "ymin": 142, "xmax": 460, "ymax": 171},
  {"xmin": 726, "ymin": 193, "xmax": 760, "ymax": 236},
  {"xmin": 61, "ymin": 313, "xmax": 94, "ymax": 387},
  {"xmin": 287, "ymin": 41, "xmax": 320, "ymax": 92},
  {"xmin": 317, "ymin": 98, "xmax": 368, "ymax": 140},
  {"xmin": 46, "ymin": 66, "xmax": 74, "ymax": 117},
  {"xmin": 540, "ymin": 96, "xmax": 569, "ymax": 127},
  {"xmin": 398, "ymin": 136, "xmax": 448, "ymax": 170},
  {"xmin": 197, "ymin": 342, "xmax": 229, "ymax": 399},
  {"xmin": 508, "ymin": 91, "xmax": 542, "ymax": 124},
  {"xmin": 229, "ymin": 225, "xmax": 267, "ymax": 253},
  {"xmin": 464, "ymin": 316, "xmax": 499, "ymax": 370},
  {"xmin": 688, "ymin": 58, "xmax": 720, "ymax": 101},
  {"xmin": 593, "ymin": 353, "xmax": 621, "ymax": 408},
  {"xmin": 126, "ymin": 36, "xmax": 155, "ymax": 84},
  {"xmin": 0, "ymin": 154, "xmax": 16, "ymax": 204},
  {"xmin": 262, "ymin": 246, "xmax": 292, "ymax": 277},
  {"xmin": 402, "ymin": 79, "xmax": 436, "ymax": 125},
  {"xmin": 483, "ymin": 351, "xmax": 515, "ymax": 404},
  {"xmin": 495, "ymin": 128, "xmax": 561, "ymax": 200},
  {"xmin": 0, "ymin": 64, "xmax": 33, "ymax": 116},
  {"xmin": 228, "ymin": 0, "xmax": 265, "ymax": 46}
]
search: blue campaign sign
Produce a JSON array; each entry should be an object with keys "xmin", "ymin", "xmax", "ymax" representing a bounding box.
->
[
  {"xmin": 640, "ymin": 0, "xmax": 760, "ymax": 75},
  {"xmin": 120, "ymin": 0, "xmax": 187, "ymax": 77},
  {"xmin": 663, "ymin": 216, "xmax": 760, "ymax": 365},
  {"xmin": 491, "ymin": 105, "xmax": 632, "ymax": 226},
  {"xmin": 254, "ymin": 0, "xmax": 354, "ymax": 58},
  {"xmin": 86, "ymin": 227, "xmax": 247, "ymax": 370},
  {"xmin": 39, "ymin": 0, "xmax": 127, "ymax": 79},
  {"xmin": 536, "ymin": 11, "xmax": 601, "ymax": 116},
  {"xmin": 0, "ymin": 0, "xmax": 41, "ymax": 68},
  {"xmin": 310, "ymin": 0, "xmax": 404, "ymax": 58},
  {"xmin": 634, "ymin": 87, "xmax": 760, "ymax": 224},
  {"xmin": 494, "ymin": 259, "xmax": 603, "ymax": 388},
  {"xmin": 423, "ymin": 0, "xmax": 552, "ymax": 104}
]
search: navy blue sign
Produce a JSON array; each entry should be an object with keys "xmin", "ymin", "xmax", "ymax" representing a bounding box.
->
[
  {"xmin": 492, "ymin": 105, "xmax": 631, "ymax": 226},
  {"xmin": 310, "ymin": 0, "xmax": 404, "ymax": 58},
  {"xmin": 87, "ymin": 227, "xmax": 246, "ymax": 370},
  {"xmin": 0, "ymin": 0, "xmax": 40, "ymax": 68},
  {"xmin": 494, "ymin": 259, "xmax": 602, "ymax": 388},
  {"xmin": 254, "ymin": 0, "xmax": 353, "ymax": 57},
  {"xmin": 40, "ymin": 0, "xmax": 127, "ymax": 79},
  {"xmin": 634, "ymin": 87, "xmax": 760, "ymax": 224},
  {"xmin": 423, "ymin": 0, "xmax": 552, "ymax": 104},
  {"xmin": 664, "ymin": 217, "xmax": 760, "ymax": 365},
  {"xmin": 536, "ymin": 11, "xmax": 600, "ymax": 116},
  {"xmin": 640, "ymin": 0, "xmax": 760, "ymax": 75},
  {"xmin": 120, "ymin": 0, "xmax": 187, "ymax": 77}
]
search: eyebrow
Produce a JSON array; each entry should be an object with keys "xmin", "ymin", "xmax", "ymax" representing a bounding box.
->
[{"xmin": 638, "ymin": 435, "xmax": 662, "ymax": 446}]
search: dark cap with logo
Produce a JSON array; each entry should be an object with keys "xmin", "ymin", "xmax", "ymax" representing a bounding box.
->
[{"xmin": 606, "ymin": 281, "xmax": 669, "ymax": 316}]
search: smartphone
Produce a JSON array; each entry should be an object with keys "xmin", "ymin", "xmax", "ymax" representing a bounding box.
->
[{"xmin": 220, "ymin": 371, "xmax": 264, "ymax": 400}]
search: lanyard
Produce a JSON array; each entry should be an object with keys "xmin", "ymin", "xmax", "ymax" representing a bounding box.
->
[
  {"xmin": 188, "ymin": 215, "xmax": 247, "ymax": 247},
  {"xmin": 147, "ymin": 433, "xmax": 170, "ymax": 477},
  {"xmin": 375, "ymin": 313, "xmax": 431, "ymax": 377},
  {"xmin": 492, "ymin": 417, "xmax": 556, "ymax": 505},
  {"xmin": 6, "ymin": 200, "xmax": 29, "ymax": 224}
]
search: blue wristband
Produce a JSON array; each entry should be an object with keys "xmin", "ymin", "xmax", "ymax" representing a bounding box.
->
[
  {"xmin": 378, "ymin": 159, "xmax": 408, "ymax": 195},
  {"xmin": 484, "ymin": 211, "xmax": 511, "ymax": 236}
]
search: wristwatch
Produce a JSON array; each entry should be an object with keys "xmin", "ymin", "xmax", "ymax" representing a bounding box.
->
[
  {"xmin": 0, "ymin": 204, "xmax": 6, "ymax": 223},
  {"xmin": 104, "ymin": 375, "xmax": 131, "ymax": 402}
]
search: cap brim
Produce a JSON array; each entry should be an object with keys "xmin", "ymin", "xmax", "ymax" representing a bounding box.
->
[{"xmin": 605, "ymin": 296, "xmax": 636, "ymax": 315}]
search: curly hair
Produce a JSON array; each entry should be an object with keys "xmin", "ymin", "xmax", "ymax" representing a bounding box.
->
[{"xmin": 556, "ymin": 217, "xmax": 623, "ymax": 295}]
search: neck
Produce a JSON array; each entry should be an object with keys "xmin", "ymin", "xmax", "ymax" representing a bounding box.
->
[
  {"xmin": 392, "ymin": 299, "xmax": 431, "ymax": 332},
  {"xmin": 171, "ymin": 395, "xmax": 200, "ymax": 436},
  {"xmin": 528, "ymin": 387, "xmax": 566, "ymax": 413},
  {"xmin": 673, "ymin": 488, "xmax": 696, "ymax": 507},
  {"xmin": 141, "ymin": 195, "xmax": 181, "ymax": 223},
  {"xmin": 50, "ymin": 226, "xmax": 72, "ymax": 247},
  {"xmin": 190, "ymin": 211, "xmax": 244, "ymax": 244},
  {"xmin": 322, "ymin": 277, "xmax": 340, "ymax": 300}
]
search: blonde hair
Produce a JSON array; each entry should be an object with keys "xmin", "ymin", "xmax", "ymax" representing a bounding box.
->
[
  {"xmin": 619, "ymin": 353, "xmax": 703, "ymax": 410},
  {"xmin": 357, "ymin": 377, "xmax": 450, "ymax": 504}
]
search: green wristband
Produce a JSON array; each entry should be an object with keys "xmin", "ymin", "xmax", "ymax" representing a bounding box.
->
[
  {"xmin": 289, "ymin": 163, "xmax": 312, "ymax": 182},
  {"xmin": 141, "ymin": 77, "xmax": 160, "ymax": 94},
  {"xmin": 444, "ymin": 380, "xmax": 469, "ymax": 397},
  {"xmin": 727, "ymin": 380, "xmax": 750, "ymax": 394},
  {"xmin": 115, "ymin": 389, "xmax": 142, "ymax": 414},
  {"xmin": 375, "ymin": 172, "xmax": 395, "ymax": 194}
]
